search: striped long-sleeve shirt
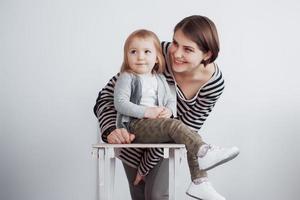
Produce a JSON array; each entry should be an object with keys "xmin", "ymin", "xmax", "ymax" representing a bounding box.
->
[{"xmin": 93, "ymin": 42, "xmax": 225, "ymax": 175}]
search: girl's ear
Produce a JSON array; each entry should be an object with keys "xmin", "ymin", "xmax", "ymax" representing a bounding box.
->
[{"xmin": 204, "ymin": 51, "xmax": 212, "ymax": 61}]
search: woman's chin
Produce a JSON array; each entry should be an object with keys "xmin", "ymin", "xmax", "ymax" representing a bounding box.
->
[{"xmin": 172, "ymin": 64, "xmax": 186, "ymax": 73}]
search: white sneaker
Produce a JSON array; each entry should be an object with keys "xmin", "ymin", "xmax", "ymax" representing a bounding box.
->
[
  {"xmin": 186, "ymin": 181, "xmax": 226, "ymax": 200},
  {"xmin": 199, "ymin": 145, "xmax": 239, "ymax": 171}
]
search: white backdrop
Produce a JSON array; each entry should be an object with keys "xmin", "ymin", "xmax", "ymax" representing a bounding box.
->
[{"xmin": 1, "ymin": 0, "xmax": 300, "ymax": 199}]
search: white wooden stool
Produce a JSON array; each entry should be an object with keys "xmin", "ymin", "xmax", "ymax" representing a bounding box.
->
[{"xmin": 92, "ymin": 143, "xmax": 185, "ymax": 200}]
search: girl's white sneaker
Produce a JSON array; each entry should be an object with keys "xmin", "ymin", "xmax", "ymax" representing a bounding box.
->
[
  {"xmin": 186, "ymin": 181, "xmax": 225, "ymax": 200},
  {"xmin": 198, "ymin": 145, "xmax": 240, "ymax": 171}
]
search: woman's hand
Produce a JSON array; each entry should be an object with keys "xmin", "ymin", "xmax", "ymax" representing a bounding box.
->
[
  {"xmin": 133, "ymin": 172, "xmax": 145, "ymax": 186},
  {"xmin": 158, "ymin": 107, "xmax": 172, "ymax": 118},
  {"xmin": 144, "ymin": 107, "xmax": 164, "ymax": 119},
  {"xmin": 107, "ymin": 128, "xmax": 135, "ymax": 144}
]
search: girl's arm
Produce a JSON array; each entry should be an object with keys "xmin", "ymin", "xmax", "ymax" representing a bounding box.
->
[
  {"xmin": 114, "ymin": 72, "xmax": 147, "ymax": 118},
  {"xmin": 93, "ymin": 74, "xmax": 163, "ymax": 176},
  {"xmin": 163, "ymin": 76, "xmax": 177, "ymax": 117}
]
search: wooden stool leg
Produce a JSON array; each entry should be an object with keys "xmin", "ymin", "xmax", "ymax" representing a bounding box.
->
[
  {"xmin": 169, "ymin": 148, "xmax": 183, "ymax": 200},
  {"xmin": 93, "ymin": 144, "xmax": 185, "ymax": 200},
  {"xmin": 98, "ymin": 148, "xmax": 105, "ymax": 200},
  {"xmin": 174, "ymin": 148, "xmax": 181, "ymax": 200},
  {"xmin": 98, "ymin": 148, "xmax": 116, "ymax": 200},
  {"xmin": 109, "ymin": 158, "xmax": 116, "ymax": 199},
  {"xmin": 106, "ymin": 148, "xmax": 116, "ymax": 200},
  {"xmin": 169, "ymin": 148, "xmax": 175, "ymax": 200}
]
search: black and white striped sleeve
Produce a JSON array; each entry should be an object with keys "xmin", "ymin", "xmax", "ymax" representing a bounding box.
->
[
  {"xmin": 93, "ymin": 74, "xmax": 119, "ymax": 142},
  {"xmin": 138, "ymin": 148, "xmax": 164, "ymax": 176}
]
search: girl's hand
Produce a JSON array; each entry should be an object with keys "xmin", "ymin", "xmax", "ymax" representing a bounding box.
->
[
  {"xmin": 144, "ymin": 107, "xmax": 164, "ymax": 119},
  {"xmin": 133, "ymin": 172, "xmax": 145, "ymax": 186},
  {"xmin": 107, "ymin": 128, "xmax": 135, "ymax": 144},
  {"xmin": 158, "ymin": 107, "xmax": 172, "ymax": 118}
]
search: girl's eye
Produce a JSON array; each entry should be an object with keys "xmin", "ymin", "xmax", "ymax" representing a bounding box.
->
[
  {"xmin": 145, "ymin": 50, "xmax": 151, "ymax": 54},
  {"xmin": 129, "ymin": 50, "xmax": 137, "ymax": 54}
]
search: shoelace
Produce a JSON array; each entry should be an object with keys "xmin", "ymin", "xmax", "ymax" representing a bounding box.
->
[{"xmin": 207, "ymin": 145, "xmax": 223, "ymax": 152}]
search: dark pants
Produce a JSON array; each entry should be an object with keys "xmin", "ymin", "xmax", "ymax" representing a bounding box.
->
[{"xmin": 123, "ymin": 158, "xmax": 169, "ymax": 200}]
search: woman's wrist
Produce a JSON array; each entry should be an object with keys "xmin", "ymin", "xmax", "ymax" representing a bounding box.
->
[{"xmin": 102, "ymin": 126, "xmax": 117, "ymax": 142}]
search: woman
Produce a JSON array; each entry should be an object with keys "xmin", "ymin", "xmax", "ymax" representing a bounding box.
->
[{"xmin": 94, "ymin": 15, "xmax": 232, "ymax": 200}]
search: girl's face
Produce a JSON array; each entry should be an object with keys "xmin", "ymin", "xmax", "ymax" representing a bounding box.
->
[
  {"xmin": 169, "ymin": 29, "xmax": 210, "ymax": 74},
  {"xmin": 127, "ymin": 37, "xmax": 158, "ymax": 74}
]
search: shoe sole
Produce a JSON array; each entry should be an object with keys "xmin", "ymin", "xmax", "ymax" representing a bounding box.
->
[
  {"xmin": 186, "ymin": 192, "xmax": 203, "ymax": 200},
  {"xmin": 201, "ymin": 149, "xmax": 240, "ymax": 171}
]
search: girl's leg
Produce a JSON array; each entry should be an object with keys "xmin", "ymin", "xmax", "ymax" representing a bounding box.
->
[
  {"xmin": 129, "ymin": 118, "xmax": 205, "ymax": 156},
  {"xmin": 186, "ymin": 131, "xmax": 208, "ymax": 181},
  {"xmin": 187, "ymin": 152, "xmax": 207, "ymax": 181},
  {"xmin": 130, "ymin": 118, "xmax": 206, "ymax": 182}
]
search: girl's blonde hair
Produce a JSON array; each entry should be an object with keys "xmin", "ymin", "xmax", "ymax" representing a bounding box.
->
[{"xmin": 120, "ymin": 29, "xmax": 165, "ymax": 74}]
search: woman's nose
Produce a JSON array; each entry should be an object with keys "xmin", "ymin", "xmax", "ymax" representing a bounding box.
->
[{"xmin": 173, "ymin": 47, "xmax": 183, "ymax": 59}]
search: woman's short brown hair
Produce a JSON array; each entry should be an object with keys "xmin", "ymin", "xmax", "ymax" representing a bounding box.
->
[
  {"xmin": 120, "ymin": 29, "xmax": 165, "ymax": 74},
  {"xmin": 174, "ymin": 15, "xmax": 220, "ymax": 66}
]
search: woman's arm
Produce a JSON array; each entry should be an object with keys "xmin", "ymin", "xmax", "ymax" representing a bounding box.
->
[
  {"xmin": 93, "ymin": 73, "xmax": 136, "ymax": 144},
  {"xmin": 93, "ymin": 74, "xmax": 119, "ymax": 142},
  {"xmin": 93, "ymin": 74, "xmax": 161, "ymax": 176},
  {"xmin": 137, "ymin": 148, "xmax": 164, "ymax": 179}
]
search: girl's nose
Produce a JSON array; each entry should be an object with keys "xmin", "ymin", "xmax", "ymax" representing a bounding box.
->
[{"xmin": 137, "ymin": 52, "xmax": 145, "ymax": 60}]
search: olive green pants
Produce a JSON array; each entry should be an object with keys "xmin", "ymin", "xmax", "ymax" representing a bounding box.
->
[{"xmin": 129, "ymin": 118, "xmax": 207, "ymax": 180}]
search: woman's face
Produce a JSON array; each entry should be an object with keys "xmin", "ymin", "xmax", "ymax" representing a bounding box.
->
[{"xmin": 169, "ymin": 29, "xmax": 209, "ymax": 74}]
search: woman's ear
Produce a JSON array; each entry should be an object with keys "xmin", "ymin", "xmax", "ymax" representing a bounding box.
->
[{"xmin": 204, "ymin": 51, "xmax": 212, "ymax": 61}]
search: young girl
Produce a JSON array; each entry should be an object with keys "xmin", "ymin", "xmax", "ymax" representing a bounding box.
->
[{"xmin": 113, "ymin": 29, "xmax": 239, "ymax": 200}]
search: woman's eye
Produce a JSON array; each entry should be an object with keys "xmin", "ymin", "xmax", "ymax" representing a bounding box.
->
[
  {"xmin": 185, "ymin": 48, "xmax": 193, "ymax": 53},
  {"xmin": 172, "ymin": 41, "xmax": 178, "ymax": 47}
]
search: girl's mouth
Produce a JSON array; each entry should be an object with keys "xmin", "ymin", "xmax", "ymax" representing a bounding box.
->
[{"xmin": 136, "ymin": 63, "xmax": 147, "ymax": 66}]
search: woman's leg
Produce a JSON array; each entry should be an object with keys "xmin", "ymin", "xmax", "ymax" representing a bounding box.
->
[
  {"xmin": 145, "ymin": 158, "xmax": 169, "ymax": 200},
  {"xmin": 122, "ymin": 162, "xmax": 145, "ymax": 200},
  {"xmin": 122, "ymin": 159, "xmax": 169, "ymax": 200}
]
